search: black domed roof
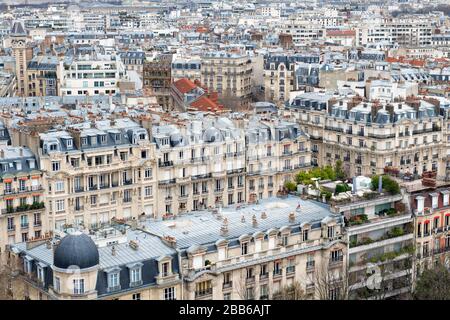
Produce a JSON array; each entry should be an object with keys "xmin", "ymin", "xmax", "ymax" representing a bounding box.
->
[{"xmin": 54, "ymin": 232, "xmax": 99, "ymax": 269}]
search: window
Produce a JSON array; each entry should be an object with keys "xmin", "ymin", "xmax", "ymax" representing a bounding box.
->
[
  {"xmin": 37, "ymin": 266, "xmax": 45, "ymax": 284},
  {"xmin": 164, "ymin": 287, "xmax": 176, "ymax": 300},
  {"xmin": 144, "ymin": 186, "xmax": 153, "ymax": 197},
  {"xmin": 73, "ymin": 279, "xmax": 85, "ymax": 295},
  {"xmin": 55, "ymin": 180, "xmax": 64, "ymax": 192},
  {"xmin": 224, "ymin": 293, "xmax": 231, "ymax": 300},
  {"xmin": 130, "ymin": 267, "xmax": 142, "ymax": 286},
  {"xmin": 144, "ymin": 168, "xmax": 152, "ymax": 179},
  {"xmin": 55, "ymin": 200, "xmax": 65, "ymax": 212},
  {"xmin": 52, "ymin": 161, "xmax": 60, "ymax": 172},
  {"xmin": 54, "ymin": 276, "xmax": 60, "ymax": 293},
  {"xmin": 302, "ymin": 229, "xmax": 309, "ymax": 241},
  {"xmin": 327, "ymin": 226, "xmax": 335, "ymax": 238},
  {"xmin": 161, "ymin": 262, "xmax": 170, "ymax": 277},
  {"xmin": 241, "ymin": 242, "xmax": 248, "ymax": 255},
  {"xmin": 329, "ymin": 288, "xmax": 340, "ymax": 300},
  {"xmin": 108, "ymin": 272, "xmax": 120, "ymax": 290},
  {"xmin": 132, "ymin": 293, "xmax": 141, "ymax": 300}
]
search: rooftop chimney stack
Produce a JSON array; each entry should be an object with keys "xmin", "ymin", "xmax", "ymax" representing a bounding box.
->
[{"xmin": 252, "ymin": 214, "xmax": 258, "ymax": 227}]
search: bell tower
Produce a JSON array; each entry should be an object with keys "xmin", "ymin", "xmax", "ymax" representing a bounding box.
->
[{"xmin": 10, "ymin": 21, "xmax": 29, "ymax": 97}]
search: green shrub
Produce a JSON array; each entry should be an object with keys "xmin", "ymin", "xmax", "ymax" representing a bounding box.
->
[
  {"xmin": 284, "ymin": 181, "xmax": 297, "ymax": 192},
  {"xmin": 371, "ymin": 175, "xmax": 400, "ymax": 195},
  {"xmin": 335, "ymin": 183, "xmax": 351, "ymax": 194}
]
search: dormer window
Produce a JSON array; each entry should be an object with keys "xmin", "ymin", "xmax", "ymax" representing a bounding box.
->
[
  {"xmin": 431, "ymin": 193, "xmax": 439, "ymax": 209},
  {"xmin": 15, "ymin": 161, "xmax": 22, "ymax": 171},
  {"xmin": 128, "ymin": 263, "xmax": 143, "ymax": 287},
  {"xmin": 106, "ymin": 267, "xmax": 121, "ymax": 292},
  {"xmin": 81, "ymin": 137, "xmax": 88, "ymax": 146},
  {"xmin": 28, "ymin": 159, "xmax": 35, "ymax": 169},
  {"xmin": 139, "ymin": 133, "xmax": 146, "ymax": 140},
  {"xmin": 241, "ymin": 242, "xmax": 248, "ymax": 255},
  {"xmin": 90, "ymin": 136, "xmax": 97, "ymax": 145},
  {"xmin": 66, "ymin": 139, "xmax": 73, "ymax": 148},
  {"xmin": 49, "ymin": 143, "xmax": 58, "ymax": 151},
  {"xmin": 99, "ymin": 135, "xmax": 107, "ymax": 144}
]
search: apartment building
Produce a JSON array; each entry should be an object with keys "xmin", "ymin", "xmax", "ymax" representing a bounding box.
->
[
  {"xmin": 171, "ymin": 55, "xmax": 202, "ymax": 82},
  {"xmin": 37, "ymin": 118, "xmax": 157, "ymax": 232},
  {"xmin": 356, "ymin": 21, "xmax": 432, "ymax": 47},
  {"xmin": 58, "ymin": 53, "xmax": 128, "ymax": 96},
  {"xmin": 287, "ymin": 95, "xmax": 444, "ymax": 178},
  {"xmin": 331, "ymin": 191, "xmax": 414, "ymax": 299},
  {"xmin": 200, "ymin": 52, "xmax": 253, "ymax": 110},
  {"xmin": 143, "ymin": 56, "xmax": 172, "ymax": 110},
  {"xmin": 0, "ymin": 146, "xmax": 46, "ymax": 262},
  {"xmin": 409, "ymin": 184, "xmax": 450, "ymax": 275},
  {"xmin": 6, "ymin": 196, "xmax": 347, "ymax": 300},
  {"xmin": 26, "ymin": 56, "xmax": 58, "ymax": 97},
  {"xmin": 153, "ymin": 117, "xmax": 246, "ymax": 216},
  {"xmin": 7, "ymin": 227, "xmax": 182, "ymax": 300},
  {"xmin": 263, "ymin": 55, "xmax": 298, "ymax": 105},
  {"xmin": 119, "ymin": 51, "xmax": 145, "ymax": 78},
  {"xmin": 144, "ymin": 196, "xmax": 347, "ymax": 300},
  {"xmin": 245, "ymin": 120, "xmax": 311, "ymax": 203}
]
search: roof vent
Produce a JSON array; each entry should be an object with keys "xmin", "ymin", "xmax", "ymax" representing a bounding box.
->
[
  {"xmin": 220, "ymin": 218, "xmax": 229, "ymax": 236},
  {"xmin": 129, "ymin": 240, "xmax": 139, "ymax": 250},
  {"xmin": 261, "ymin": 211, "xmax": 267, "ymax": 219},
  {"xmin": 241, "ymin": 215, "xmax": 246, "ymax": 223},
  {"xmin": 111, "ymin": 245, "xmax": 116, "ymax": 256},
  {"xmin": 289, "ymin": 211, "xmax": 295, "ymax": 223},
  {"xmin": 252, "ymin": 214, "xmax": 258, "ymax": 227}
]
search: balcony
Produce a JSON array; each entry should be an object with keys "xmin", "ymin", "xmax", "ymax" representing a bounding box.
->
[
  {"xmin": 195, "ymin": 288, "xmax": 212, "ymax": 299},
  {"xmin": 159, "ymin": 178, "xmax": 176, "ymax": 186},
  {"xmin": 286, "ymin": 266, "xmax": 295, "ymax": 274},
  {"xmin": 107, "ymin": 285, "xmax": 121, "ymax": 293},
  {"xmin": 268, "ymin": 183, "xmax": 274, "ymax": 188},
  {"xmin": 282, "ymin": 150, "xmax": 293, "ymax": 156},
  {"xmin": 2, "ymin": 202, "xmax": 45, "ymax": 215},
  {"xmin": 7, "ymin": 226, "xmax": 15, "ymax": 232},
  {"xmin": 246, "ymin": 276, "xmax": 255, "ymax": 284},
  {"xmin": 20, "ymin": 223, "xmax": 29, "ymax": 229},
  {"xmin": 123, "ymin": 197, "xmax": 132, "ymax": 203},
  {"xmin": 306, "ymin": 261, "xmax": 315, "ymax": 270},
  {"xmin": 88, "ymin": 185, "xmax": 98, "ymax": 191},
  {"xmin": 273, "ymin": 269, "xmax": 282, "ymax": 278},
  {"xmin": 3, "ymin": 186, "xmax": 44, "ymax": 196},
  {"xmin": 74, "ymin": 187, "xmax": 84, "ymax": 193},
  {"xmin": 158, "ymin": 160, "xmax": 173, "ymax": 168},
  {"xmin": 123, "ymin": 180, "xmax": 133, "ymax": 186},
  {"xmin": 329, "ymin": 255, "xmax": 344, "ymax": 267},
  {"xmin": 130, "ymin": 280, "xmax": 143, "ymax": 287},
  {"xmin": 222, "ymin": 281, "xmax": 233, "ymax": 290},
  {"xmin": 282, "ymin": 166, "xmax": 293, "ymax": 172},
  {"xmin": 34, "ymin": 221, "xmax": 42, "ymax": 227},
  {"xmin": 260, "ymin": 273, "xmax": 269, "ymax": 280}
]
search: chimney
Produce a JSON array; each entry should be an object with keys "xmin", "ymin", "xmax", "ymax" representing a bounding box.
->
[
  {"xmin": 252, "ymin": 214, "xmax": 258, "ymax": 227},
  {"xmin": 378, "ymin": 175, "xmax": 383, "ymax": 193},
  {"xmin": 0, "ymin": 149, "xmax": 4, "ymax": 158},
  {"xmin": 261, "ymin": 211, "xmax": 267, "ymax": 219},
  {"xmin": 110, "ymin": 118, "xmax": 116, "ymax": 127},
  {"xmin": 19, "ymin": 147, "xmax": 23, "ymax": 157},
  {"xmin": 241, "ymin": 215, "xmax": 246, "ymax": 223},
  {"xmin": 288, "ymin": 212, "xmax": 295, "ymax": 223},
  {"xmin": 220, "ymin": 217, "xmax": 228, "ymax": 236},
  {"xmin": 111, "ymin": 245, "xmax": 116, "ymax": 256}
]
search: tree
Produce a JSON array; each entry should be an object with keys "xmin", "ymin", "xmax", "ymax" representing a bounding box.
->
[
  {"xmin": 371, "ymin": 175, "xmax": 400, "ymax": 195},
  {"xmin": 284, "ymin": 181, "xmax": 297, "ymax": 192},
  {"xmin": 313, "ymin": 260, "xmax": 349, "ymax": 300},
  {"xmin": 335, "ymin": 183, "xmax": 351, "ymax": 194},
  {"xmin": 334, "ymin": 160, "xmax": 346, "ymax": 180},
  {"xmin": 414, "ymin": 263, "xmax": 450, "ymax": 300},
  {"xmin": 272, "ymin": 281, "xmax": 307, "ymax": 300}
]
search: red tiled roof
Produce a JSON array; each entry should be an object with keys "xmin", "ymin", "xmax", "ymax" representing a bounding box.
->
[
  {"xmin": 173, "ymin": 78, "xmax": 197, "ymax": 94},
  {"xmin": 189, "ymin": 96, "xmax": 221, "ymax": 112}
]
